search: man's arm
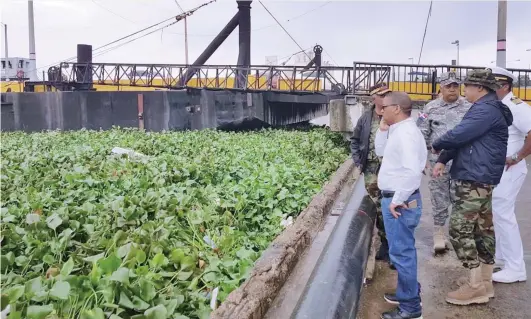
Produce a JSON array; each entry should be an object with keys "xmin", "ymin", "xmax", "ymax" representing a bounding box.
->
[
  {"xmin": 437, "ymin": 149, "xmax": 457, "ymax": 165},
  {"xmin": 417, "ymin": 102, "xmax": 432, "ymax": 144},
  {"xmin": 349, "ymin": 116, "xmax": 364, "ymax": 166},
  {"xmin": 512, "ymin": 104, "xmax": 531, "ymax": 161},
  {"xmin": 391, "ymin": 132, "xmax": 424, "ymax": 205},
  {"xmin": 432, "ymin": 105, "xmax": 491, "ymax": 151},
  {"xmin": 374, "ymin": 128, "xmax": 388, "ymax": 157}
]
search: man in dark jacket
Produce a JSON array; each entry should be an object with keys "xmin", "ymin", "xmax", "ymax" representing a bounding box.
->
[
  {"xmin": 431, "ymin": 68, "xmax": 513, "ymax": 306},
  {"xmin": 350, "ymin": 83, "xmax": 391, "ymax": 264}
]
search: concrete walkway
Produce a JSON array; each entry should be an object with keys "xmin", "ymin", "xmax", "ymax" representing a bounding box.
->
[{"xmin": 358, "ymin": 160, "xmax": 531, "ymax": 319}]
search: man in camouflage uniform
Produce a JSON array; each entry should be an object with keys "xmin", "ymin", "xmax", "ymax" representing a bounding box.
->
[
  {"xmin": 417, "ymin": 72, "xmax": 471, "ymax": 254},
  {"xmin": 350, "ymin": 83, "xmax": 392, "ymax": 267},
  {"xmin": 431, "ymin": 69, "xmax": 512, "ymax": 306}
]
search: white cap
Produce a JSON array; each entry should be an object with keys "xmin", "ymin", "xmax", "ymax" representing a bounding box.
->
[{"xmin": 489, "ymin": 66, "xmax": 517, "ymax": 83}]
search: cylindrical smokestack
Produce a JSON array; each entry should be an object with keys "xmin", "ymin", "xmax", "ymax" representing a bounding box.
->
[
  {"xmin": 76, "ymin": 44, "xmax": 93, "ymax": 90},
  {"xmin": 28, "ymin": 0, "xmax": 37, "ymax": 80},
  {"xmin": 496, "ymin": 0, "xmax": 507, "ymax": 68}
]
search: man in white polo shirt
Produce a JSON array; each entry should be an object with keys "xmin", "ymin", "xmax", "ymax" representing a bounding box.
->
[
  {"xmin": 490, "ymin": 66, "xmax": 531, "ymax": 283},
  {"xmin": 374, "ymin": 91, "xmax": 426, "ymax": 319}
]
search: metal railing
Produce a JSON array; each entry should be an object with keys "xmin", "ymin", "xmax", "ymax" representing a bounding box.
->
[
  {"xmin": 352, "ymin": 62, "xmax": 531, "ymax": 101},
  {"xmin": 51, "ymin": 62, "xmax": 354, "ymax": 94},
  {"xmin": 43, "ymin": 61, "xmax": 531, "ymax": 101}
]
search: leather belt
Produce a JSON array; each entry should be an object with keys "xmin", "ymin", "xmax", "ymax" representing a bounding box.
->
[{"xmin": 381, "ymin": 189, "xmax": 419, "ymax": 198}]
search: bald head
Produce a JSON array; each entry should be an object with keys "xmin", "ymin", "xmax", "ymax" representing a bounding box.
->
[{"xmin": 384, "ymin": 91, "xmax": 413, "ymax": 116}]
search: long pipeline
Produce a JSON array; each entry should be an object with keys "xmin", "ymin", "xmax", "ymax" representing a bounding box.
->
[{"xmin": 291, "ymin": 176, "xmax": 376, "ymax": 319}]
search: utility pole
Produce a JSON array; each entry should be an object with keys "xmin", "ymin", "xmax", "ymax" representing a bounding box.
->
[
  {"xmin": 28, "ymin": 0, "xmax": 37, "ymax": 80},
  {"xmin": 173, "ymin": 0, "xmax": 189, "ymax": 65},
  {"xmin": 451, "ymin": 40, "xmax": 459, "ymax": 65},
  {"xmin": 496, "ymin": 0, "xmax": 507, "ymax": 68},
  {"xmin": 2, "ymin": 23, "xmax": 7, "ymax": 58},
  {"xmin": 184, "ymin": 16, "xmax": 189, "ymax": 65}
]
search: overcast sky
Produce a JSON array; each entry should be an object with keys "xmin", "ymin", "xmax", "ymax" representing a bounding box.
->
[{"xmin": 2, "ymin": 0, "xmax": 531, "ymax": 74}]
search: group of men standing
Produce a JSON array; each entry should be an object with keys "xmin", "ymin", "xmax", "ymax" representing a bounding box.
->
[{"xmin": 350, "ymin": 67, "xmax": 531, "ymax": 319}]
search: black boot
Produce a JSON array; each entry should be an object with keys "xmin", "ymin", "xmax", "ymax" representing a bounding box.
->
[{"xmin": 376, "ymin": 239, "xmax": 390, "ymax": 261}]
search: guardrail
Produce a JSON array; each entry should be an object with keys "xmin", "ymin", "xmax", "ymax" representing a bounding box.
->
[
  {"xmin": 353, "ymin": 62, "xmax": 531, "ymax": 101},
  {"xmin": 292, "ymin": 177, "xmax": 376, "ymax": 319}
]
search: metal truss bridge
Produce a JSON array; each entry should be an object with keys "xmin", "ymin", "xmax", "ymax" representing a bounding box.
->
[{"xmin": 41, "ymin": 61, "xmax": 531, "ymax": 101}]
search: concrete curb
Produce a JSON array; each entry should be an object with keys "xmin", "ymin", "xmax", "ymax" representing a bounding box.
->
[{"xmin": 211, "ymin": 159, "xmax": 358, "ymax": 319}]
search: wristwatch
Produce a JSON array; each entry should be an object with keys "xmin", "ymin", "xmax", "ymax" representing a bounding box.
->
[{"xmin": 511, "ymin": 153, "xmax": 520, "ymax": 162}]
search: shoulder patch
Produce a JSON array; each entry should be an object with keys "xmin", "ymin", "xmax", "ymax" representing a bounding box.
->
[
  {"xmin": 510, "ymin": 96, "xmax": 523, "ymax": 104},
  {"xmin": 418, "ymin": 112, "xmax": 428, "ymax": 120}
]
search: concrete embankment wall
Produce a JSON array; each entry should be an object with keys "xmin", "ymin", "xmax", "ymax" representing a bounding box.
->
[{"xmin": 0, "ymin": 89, "xmax": 329, "ymax": 132}]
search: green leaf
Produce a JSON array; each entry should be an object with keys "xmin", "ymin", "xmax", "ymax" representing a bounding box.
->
[
  {"xmin": 173, "ymin": 316, "xmax": 190, "ymax": 319},
  {"xmin": 136, "ymin": 250, "xmax": 147, "ymax": 264},
  {"xmin": 46, "ymin": 213, "xmax": 63, "ymax": 230},
  {"xmin": 6, "ymin": 285, "xmax": 25, "ymax": 302},
  {"xmin": 144, "ymin": 305, "xmax": 168, "ymax": 319},
  {"xmin": 169, "ymin": 249, "xmax": 185, "ymax": 264},
  {"xmin": 180, "ymin": 256, "xmax": 196, "ymax": 271},
  {"xmin": 177, "ymin": 271, "xmax": 193, "ymax": 281},
  {"xmin": 164, "ymin": 295, "xmax": 185, "ymax": 314},
  {"xmin": 80, "ymin": 308, "xmax": 105, "ymax": 319},
  {"xmin": 25, "ymin": 276, "xmax": 43, "ymax": 296},
  {"xmin": 110, "ymin": 267, "xmax": 130, "ymax": 284},
  {"xmin": 49, "ymin": 281, "xmax": 70, "ymax": 300},
  {"xmin": 139, "ymin": 279, "xmax": 156, "ymax": 301},
  {"xmin": 43, "ymin": 254, "xmax": 55, "ymax": 265},
  {"xmin": 61, "ymin": 257, "xmax": 74, "ymax": 276},
  {"xmin": 98, "ymin": 254, "xmax": 121, "ymax": 274},
  {"xmin": 119, "ymin": 292, "xmax": 150, "ymax": 311},
  {"xmin": 150, "ymin": 253, "xmax": 168, "ymax": 268},
  {"xmin": 117, "ymin": 243, "xmax": 133, "ymax": 259},
  {"xmin": 83, "ymin": 253, "xmax": 104, "ymax": 264},
  {"xmin": 1, "ymin": 294, "xmax": 9, "ymax": 311},
  {"xmin": 27, "ymin": 305, "xmax": 54, "ymax": 319}
]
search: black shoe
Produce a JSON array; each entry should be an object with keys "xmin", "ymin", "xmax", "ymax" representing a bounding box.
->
[
  {"xmin": 384, "ymin": 294, "xmax": 423, "ymax": 306},
  {"xmin": 380, "ymin": 307, "xmax": 423, "ymax": 319},
  {"xmin": 376, "ymin": 239, "xmax": 390, "ymax": 261}
]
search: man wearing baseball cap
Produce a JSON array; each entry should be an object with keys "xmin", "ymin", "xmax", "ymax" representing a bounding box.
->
[
  {"xmin": 350, "ymin": 83, "xmax": 393, "ymax": 269},
  {"xmin": 417, "ymin": 72, "xmax": 471, "ymax": 254},
  {"xmin": 489, "ymin": 66, "xmax": 531, "ymax": 284},
  {"xmin": 431, "ymin": 68, "xmax": 513, "ymax": 305}
]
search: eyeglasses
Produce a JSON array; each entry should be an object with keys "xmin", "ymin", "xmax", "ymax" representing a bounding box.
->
[{"xmin": 381, "ymin": 104, "xmax": 399, "ymax": 109}]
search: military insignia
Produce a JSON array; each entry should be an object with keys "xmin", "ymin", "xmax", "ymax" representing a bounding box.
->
[{"xmin": 510, "ymin": 96, "xmax": 523, "ymax": 104}]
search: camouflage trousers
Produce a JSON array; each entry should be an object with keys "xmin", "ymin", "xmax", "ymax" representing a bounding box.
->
[
  {"xmin": 449, "ymin": 180, "xmax": 495, "ymax": 269},
  {"xmin": 428, "ymin": 170, "xmax": 452, "ymax": 226},
  {"xmin": 364, "ymin": 163, "xmax": 386, "ymax": 241}
]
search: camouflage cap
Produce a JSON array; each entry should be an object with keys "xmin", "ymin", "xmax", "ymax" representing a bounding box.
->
[
  {"xmin": 369, "ymin": 83, "xmax": 392, "ymax": 96},
  {"xmin": 438, "ymin": 71, "xmax": 461, "ymax": 86},
  {"xmin": 462, "ymin": 68, "xmax": 500, "ymax": 91}
]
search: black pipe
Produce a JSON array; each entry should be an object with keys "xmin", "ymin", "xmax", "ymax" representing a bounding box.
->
[
  {"xmin": 180, "ymin": 12, "xmax": 240, "ymax": 86},
  {"xmin": 76, "ymin": 44, "xmax": 93, "ymax": 91},
  {"xmin": 235, "ymin": 0, "xmax": 251, "ymax": 89},
  {"xmin": 291, "ymin": 178, "xmax": 377, "ymax": 319}
]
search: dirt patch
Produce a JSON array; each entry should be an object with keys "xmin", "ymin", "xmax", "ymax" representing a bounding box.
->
[{"xmin": 211, "ymin": 159, "xmax": 358, "ymax": 319}]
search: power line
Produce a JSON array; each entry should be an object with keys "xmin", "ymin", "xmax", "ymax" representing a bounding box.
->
[
  {"xmin": 91, "ymin": 0, "xmax": 136, "ymax": 24},
  {"xmin": 19, "ymin": 0, "xmax": 216, "ymax": 77},
  {"xmin": 417, "ymin": 0, "xmax": 433, "ymax": 65},
  {"xmin": 258, "ymin": 0, "xmax": 311, "ymax": 61}
]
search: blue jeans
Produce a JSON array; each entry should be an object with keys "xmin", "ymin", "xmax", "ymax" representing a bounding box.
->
[{"xmin": 381, "ymin": 192, "xmax": 422, "ymax": 314}]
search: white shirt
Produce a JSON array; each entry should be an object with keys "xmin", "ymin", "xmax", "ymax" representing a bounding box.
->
[
  {"xmin": 501, "ymin": 92, "xmax": 531, "ymax": 175},
  {"xmin": 375, "ymin": 117, "xmax": 427, "ymax": 205}
]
